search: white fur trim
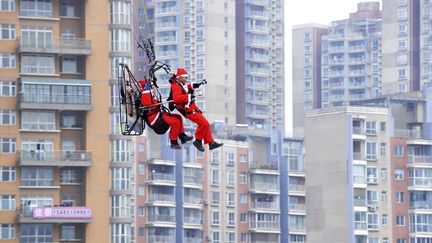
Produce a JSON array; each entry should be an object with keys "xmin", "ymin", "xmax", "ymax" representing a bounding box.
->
[{"xmin": 149, "ymin": 112, "xmax": 160, "ymax": 126}]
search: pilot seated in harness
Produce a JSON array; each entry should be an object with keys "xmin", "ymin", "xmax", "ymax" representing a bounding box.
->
[
  {"xmin": 169, "ymin": 68, "xmax": 223, "ymax": 152},
  {"xmin": 140, "ymin": 79, "xmax": 192, "ymax": 149}
]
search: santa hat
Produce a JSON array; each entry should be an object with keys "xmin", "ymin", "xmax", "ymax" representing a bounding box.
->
[{"xmin": 176, "ymin": 68, "xmax": 188, "ymax": 78}]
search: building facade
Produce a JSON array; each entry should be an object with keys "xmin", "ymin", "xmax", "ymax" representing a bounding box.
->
[{"xmin": 0, "ymin": 0, "xmax": 121, "ymax": 242}]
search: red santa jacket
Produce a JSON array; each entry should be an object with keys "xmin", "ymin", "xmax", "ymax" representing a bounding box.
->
[
  {"xmin": 170, "ymin": 80, "xmax": 201, "ymax": 115},
  {"xmin": 140, "ymin": 90, "xmax": 161, "ymax": 126}
]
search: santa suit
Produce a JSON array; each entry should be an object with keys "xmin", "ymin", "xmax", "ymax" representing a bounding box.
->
[
  {"xmin": 140, "ymin": 89, "xmax": 184, "ymax": 140},
  {"xmin": 170, "ymin": 80, "xmax": 214, "ymax": 144}
]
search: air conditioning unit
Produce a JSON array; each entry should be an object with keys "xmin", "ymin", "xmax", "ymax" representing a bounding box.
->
[{"xmin": 368, "ymin": 205, "xmax": 378, "ymax": 212}]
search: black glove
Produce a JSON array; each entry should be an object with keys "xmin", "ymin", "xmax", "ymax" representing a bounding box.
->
[{"xmin": 192, "ymin": 79, "xmax": 207, "ymax": 89}]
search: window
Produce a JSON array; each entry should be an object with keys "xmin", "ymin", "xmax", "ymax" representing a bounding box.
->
[
  {"xmin": 111, "ymin": 195, "xmax": 131, "ymax": 218},
  {"xmin": 21, "ymin": 54, "xmax": 54, "ymax": 74},
  {"xmin": 366, "ymin": 141, "xmax": 377, "ymax": 160},
  {"xmin": 397, "ymin": 239, "xmax": 406, "ymax": 243},
  {"xmin": 382, "ymin": 214, "xmax": 388, "ymax": 225},
  {"xmin": 60, "ymin": 224, "xmax": 75, "ymax": 240},
  {"xmin": 111, "ymin": 139, "xmax": 133, "ymax": 162},
  {"xmin": 394, "ymin": 145, "xmax": 404, "ymax": 157},
  {"xmin": 381, "ymin": 191, "xmax": 387, "ymax": 202},
  {"xmin": 138, "ymin": 227, "xmax": 144, "ymax": 237},
  {"xmin": 228, "ymin": 232, "xmax": 235, "ymax": 243},
  {"xmin": 0, "ymin": 138, "xmax": 16, "ymax": 153},
  {"xmin": 240, "ymin": 233, "xmax": 248, "ymax": 242},
  {"xmin": 398, "ymin": 82, "xmax": 407, "ymax": 92},
  {"xmin": 0, "ymin": 195, "xmax": 15, "ymax": 210},
  {"xmin": 398, "ymin": 39, "xmax": 407, "ymax": 50},
  {"xmin": 211, "ymin": 151, "xmax": 219, "ymax": 164},
  {"xmin": 367, "ymin": 167, "xmax": 378, "ymax": 183},
  {"xmin": 398, "ymin": 24, "xmax": 407, "ymax": 35},
  {"xmin": 111, "ymin": 167, "xmax": 130, "ymax": 190},
  {"xmin": 395, "ymin": 169, "xmax": 404, "ymax": 180},
  {"xmin": 110, "ymin": 1, "xmax": 130, "ymax": 25},
  {"xmin": 397, "ymin": 53, "xmax": 407, "ymax": 65},
  {"xmin": 111, "ymin": 224, "xmax": 131, "ymax": 243},
  {"xmin": 397, "ymin": 8, "xmax": 407, "ymax": 20},
  {"xmin": 240, "ymin": 172, "xmax": 247, "ymax": 184},
  {"xmin": 398, "ymin": 69, "xmax": 407, "ymax": 79},
  {"xmin": 0, "ymin": 24, "xmax": 15, "ymax": 39},
  {"xmin": 0, "ymin": 52, "xmax": 15, "ymax": 68},
  {"xmin": 0, "ymin": 0, "xmax": 15, "ymax": 11},
  {"xmin": 240, "ymin": 154, "xmax": 247, "ymax": 163},
  {"xmin": 380, "ymin": 122, "xmax": 386, "ymax": 131},
  {"xmin": 21, "ymin": 111, "xmax": 55, "ymax": 130},
  {"xmin": 380, "ymin": 143, "xmax": 386, "ymax": 156},
  {"xmin": 138, "ymin": 185, "xmax": 145, "ymax": 196},
  {"xmin": 381, "ymin": 168, "xmax": 387, "ymax": 181},
  {"xmin": 138, "ymin": 206, "xmax": 144, "ymax": 216},
  {"xmin": 196, "ymin": 29, "xmax": 204, "ymax": 40},
  {"xmin": 60, "ymin": 0, "xmax": 75, "ymax": 16},
  {"xmin": 61, "ymin": 195, "xmax": 75, "ymax": 206},
  {"xmin": 396, "ymin": 192, "xmax": 404, "ymax": 203},
  {"xmin": 21, "ymin": 167, "xmax": 53, "ymax": 187},
  {"xmin": 0, "ymin": 81, "xmax": 16, "ymax": 96},
  {"xmin": 138, "ymin": 163, "xmax": 144, "ymax": 175},
  {"xmin": 110, "ymin": 29, "xmax": 131, "ymax": 52},
  {"xmin": 227, "ymin": 170, "xmax": 235, "ymax": 187},
  {"xmin": 240, "ymin": 193, "xmax": 247, "ymax": 204},
  {"xmin": 228, "ymin": 212, "xmax": 235, "ymax": 226},
  {"xmin": 211, "ymin": 191, "xmax": 219, "ymax": 205},
  {"xmin": 0, "ymin": 110, "xmax": 16, "ymax": 125},
  {"xmin": 383, "ymin": 238, "xmax": 389, "ymax": 243},
  {"xmin": 60, "ymin": 169, "xmax": 80, "ymax": 184},
  {"xmin": 0, "ymin": 224, "xmax": 15, "ymax": 239},
  {"xmin": 211, "ymin": 211, "xmax": 220, "ymax": 225},
  {"xmin": 212, "ymin": 231, "xmax": 220, "ymax": 243},
  {"xmin": 367, "ymin": 213, "xmax": 379, "ymax": 230},
  {"xmin": 61, "ymin": 56, "xmax": 77, "ymax": 73},
  {"xmin": 396, "ymin": 215, "xmax": 405, "ymax": 226},
  {"xmin": 369, "ymin": 237, "xmax": 379, "ymax": 243},
  {"xmin": 196, "ymin": 15, "xmax": 204, "ymax": 25},
  {"xmin": 227, "ymin": 192, "xmax": 235, "ymax": 206},
  {"xmin": 20, "ymin": 224, "xmax": 52, "ymax": 242},
  {"xmin": 366, "ymin": 121, "xmax": 377, "ymax": 135},
  {"xmin": 240, "ymin": 213, "xmax": 247, "ymax": 222},
  {"xmin": 210, "ymin": 169, "xmax": 219, "ymax": 186},
  {"xmin": 20, "ymin": 0, "xmax": 53, "ymax": 17},
  {"xmin": 227, "ymin": 153, "xmax": 234, "ymax": 165},
  {"xmin": 0, "ymin": 166, "xmax": 15, "ymax": 182}
]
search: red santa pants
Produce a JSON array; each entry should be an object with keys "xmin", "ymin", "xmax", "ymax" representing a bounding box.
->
[
  {"xmin": 162, "ymin": 113, "xmax": 184, "ymax": 140},
  {"xmin": 186, "ymin": 112, "xmax": 214, "ymax": 144}
]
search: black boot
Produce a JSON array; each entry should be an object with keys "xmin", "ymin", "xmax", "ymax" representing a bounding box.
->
[
  {"xmin": 170, "ymin": 140, "xmax": 181, "ymax": 150},
  {"xmin": 179, "ymin": 133, "xmax": 193, "ymax": 144},
  {"xmin": 209, "ymin": 141, "xmax": 223, "ymax": 150},
  {"xmin": 193, "ymin": 139, "xmax": 205, "ymax": 152}
]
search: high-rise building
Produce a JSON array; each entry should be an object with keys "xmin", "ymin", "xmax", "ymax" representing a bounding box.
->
[
  {"xmin": 236, "ymin": 0, "xmax": 285, "ymax": 131},
  {"xmin": 381, "ymin": 0, "xmax": 420, "ymax": 93},
  {"xmin": 304, "ymin": 83, "xmax": 432, "ymax": 243},
  {"xmin": 0, "ymin": 0, "xmax": 131, "ymax": 242},
  {"xmin": 292, "ymin": 24, "xmax": 327, "ymax": 137}
]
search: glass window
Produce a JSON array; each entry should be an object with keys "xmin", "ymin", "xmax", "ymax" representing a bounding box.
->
[
  {"xmin": 0, "ymin": 81, "xmax": 16, "ymax": 96},
  {"xmin": 60, "ymin": 224, "xmax": 75, "ymax": 240},
  {"xmin": 211, "ymin": 211, "xmax": 220, "ymax": 225},
  {"xmin": 394, "ymin": 145, "xmax": 404, "ymax": 157},
  {"xmin": 228, "ymin": 212, "xmax": 235, "ymax": 226},
  {"xmin": 0, "ymin": 166, "xmax": 16, "ymax": 181},
  {"xmin": 111, "ymin": 167, "xmax": 130, "ymax": 190},
  {"xmin": 240, "ymin": 172, "xmax": 247, "ymax": 184},
  {"xmin": 20, "ymin": 224, "xmax": 52, "ymax": 242},
  {"xmin": 111, "ymin": 195, "xmax": 131, "ymax": 218},
  {"xmin": 21, "ymin": 54, "xmax": 54, "ymax": 74},
  {"xmin": 396, "ymin": 215, "xmax": 405, "ymax": 226},
  {"xmin": 21, "ymin": 167, "xmax": 54, "ymax": 187},
  {"xmin": 396, "ymin": 192, "xmax": 404, "ymax": 203},
  {"xmin": 0, "ymin": 24, "xmax": 15, "ymax": 39},
  {"xmin": 110, "ymin": 1, "xmax": 131, "ymax": 24},
  {"xmin": 21, "ymin": 111, "xmax": 55, "ymax": 130},
  {"xmin": 0, "ymin": 110, "xmax": 16, "ymax": 125},
  {"xmin": 227, "ymin": 170, "xmax": 235, "ymax": 187},
  {"xmin": 60, "ymin": 0, "xmax": 74, "ymax": 16},
  {"xmin": 111, "ymin": 139, "xmax": 133, "ymax": 162},
  {"xmin": 395, "ymin": 169, "xmax": 404, "ymax": 180},
  {"xmin": 366, "ymin": 141, "xmax": 377, "ymax": 160},
  {"xmin": 227, "ymin": 192, "xmax": 235, "ymax": 206},
  {"xmin": 20, "ymin": 0, "xmax": 52, "ymax": 17},
  {"xmin": 60, "ymin": 168, "xmax": 80, "ymax": 184},
  {"xmin": 0, "ymin": 195, "xmax": 15, "ymax": 210},
  {"xmin": 0, "ymin": 52, "xmax": 15, "ymax": 68},
  {"xmin": 0, "ymin": 138, "xmax": 16, "ymax": 153},
  {"xmin": 0, "ymin": 224, "xmax": 15, "ymax": 239},
  {"xmin": 211, "ymin": 191, "xmax": 219, "ymax": 205},
  {"xmin": 111, "ymin": 224, "xmax": 131, "ymax": 243},
  {"xmin": 0, "ymin": 0, "xmax": 15, "ymax": 11},
  {"xmin": 110, "ymin": 29, "xmax": 131, "ymax": 52},
  {"xmin": 61, "ymin": 56, "xmax": 77, "ymax": 73}
]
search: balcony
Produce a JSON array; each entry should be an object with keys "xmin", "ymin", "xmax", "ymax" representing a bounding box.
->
[
  {"xmin": 408, "ymin": 155, "xmax": 432, "ymax": 166},
  {"xmin": 184, "ymin": 237, "xmax": 202, "ymax": 243},
  {"xmin": 409, "ymin": 178, "xmax": 432, "ymax": 189},
  {"xmin": 249, "ymin": 221, "xmax": 280, "ymax": 232},
  {"xmin": 17, "ymin": 206, "xmax": 92, "ymax": 223},
  {"xmin": 19, "ymin": 78, "xmax": 92, "ymax": 111},
  {"xmin": 250, "ymin": 182, "xmax": 279, "ymax": 193},
  {"xmin": 148, "ymin": 214, "xmax": 175, "ymax": 223},
  {"xmin": 17, "ymin": 37, "xmax": 92, "ymax": 55},
  {"xmin": 252, "ymin": 199, "xmax": 280, "ymax": 210},
  {"xmin": 17, "ymin": 150, "xmax": 92, "ymax": 167},
  {"xmin": 148, "ymin": 193, "xmax": 175, "ymax": 203},
  {"xmin": 148, "ymin": 235, "xmax": 175, "ymax": 243},
  {"xmin": 289, "ymin": 184, "xmax": 305, "ymax": 195},
  {"xmin": 289, "ymin": 203, "xmax": 306, "ymax": 211},
  {"xmin": 250, "ymin": 161, "xmax": 279, "ymax": 172}
]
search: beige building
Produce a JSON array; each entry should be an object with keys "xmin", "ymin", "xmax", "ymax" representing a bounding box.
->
[{"xmin": 0, "ymin": 0, "xmax": 135, "ymax": 242}]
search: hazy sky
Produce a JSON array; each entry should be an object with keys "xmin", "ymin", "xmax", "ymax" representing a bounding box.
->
[{"xmin": 284, "ymin": 0, "xmax": 382, "ymax": 135}]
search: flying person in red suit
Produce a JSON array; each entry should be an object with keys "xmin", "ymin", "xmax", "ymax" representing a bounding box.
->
[
  {"xmin": 140, "ymin": 79, "xmax": 193, "ymax": 149},
  {"xmin": 168, "ymin": 68, "xmax": 223, "ymax": 152}
]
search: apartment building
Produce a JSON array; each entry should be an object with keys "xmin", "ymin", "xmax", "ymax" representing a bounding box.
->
[
  {"xmin": 0, "ymin": 0, "xmax": 123, "ymax": 242},
  {"xmin": 304, "ymin": 83, "xmax": 432, "ymax": 243},
  {"xmin": 381, "ymin": 0, "xmax": 420, "ymax": 93},
  {"xmin": 236, "ymin": 0, "xmax": 284, "ymax": 130},
  {"xmin": 292, "ymin": 24, "xmax": 327, "ymax": 137}
]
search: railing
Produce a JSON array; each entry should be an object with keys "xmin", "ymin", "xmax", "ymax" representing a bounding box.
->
[
  {"xmin": 147, "ymin": 235, "xmax": 175, "ymax": 243},
  {"xmin": 408, "ymin": 155, "xmax": 432, "ymax": 164},
  {"xmin": 352, "ymin": 127, "xmax": 364, "ymax": 135},
  {"xmin": 393, "ymin": 129, "xmax": 422, "ymax": 139},
  {"xmin": 184, "ymin": 196, "xmax": 201, "ymax": 204},
  {"xmin": 184, "ymin": 175, "xmax": 202, "ymax": 184},
  {"xmin": 18, "ymin": 37, "xmax": 91, "ymax": 51},
  {"xmin": 149, "ymin": 172, "xmax": 175, "ymax": 181},
  {"xmin": 289, "ymin": 204, "xmax": 305, "ymax": 211},
  {"xmin": 251, "ymin": 183, "xmax": 279, "ymax": 191},
  {"xmin": 19, "ymin": 150, "xmax": 92, "ymax": 162},
  {"xmin": 148, "ymin": 214, "xmax": 175, "ymax": 222},
  {"xmin": 354, "ymin": 222, "xmax": 367, "ymax": 230},
  {"xmin": 250, "ymin": 161, "xmax": 278, "ymax": 170},
  {"xmin": 250, "ymin": 221, "xmax": 279, "ymax": 229},
  {"xmin": 410, "ymin": 224, "xmax": 432, "ymax": 233},
  {"xmin": 19, "ymin": 93, "xmax": 91, "ymax": 105},
  {"xmin": 149, "ymin": 193, "xmax": 174, "ymax": 202},
  {"xmin": 183, "ymin": 238, "xmax": 202, "ymax": 243},
  {"xmin": 289, "ymin": 184, "xmax": 305, "ymax": 192},
  {"xmin": 184, "ymin": 215, "xmax": 202, "ymax": 224},
  {"xmin": 353, "ymin": 176, "xmax": 366, "ymax": 184},
  {"xmin": 253, "ymin": 200, "xmax": 279, "ymax": 209},
  {"xmin": 353, "ymin": 152, "xmax": 363, "ymax": 160},
  {"xmin": 409, "ymin": 177, "xmax": 432, "ymax": 187},
  {"xmin": 354, "ymin": 198, "xmax": 366, "ymax": 207}
]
